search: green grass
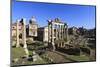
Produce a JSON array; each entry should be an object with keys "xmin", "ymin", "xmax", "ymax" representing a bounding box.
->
[
  {"xmin": 11, "ymin": 47, "xmax": 48, "ymax": 65},
  {"xmin": 33, "ymin": 57, "xmax": 47, "ymax": 64},
  {"xmin": 20, "ymin": 58, "xmax": 46, "ymax": 65},
  {"xmin": 66, "ymin": 55, "xmax": 90, "ymax": 61},
  {"xmin": 29, "ymin": 50, "xmax": 33, "ymax": 55},
  {"xmin": 11, "ymin": 47, "xmax": 26, "ymax": 59}
]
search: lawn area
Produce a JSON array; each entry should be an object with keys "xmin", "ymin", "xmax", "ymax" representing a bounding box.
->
[
  {"xmin": 32, "ymin": 57, "xmax": 47, "ymax": 64},
  {"xmin": 17, "ymin": 56, "xmax": 47, "ymax": 65},
  {"xmin": 54, "ymin": 51, "xmax": 90, "ymax": 62},
  {"xmin": 11, "ymin": 47, "xmax": 48, "ymax": 66},
  {"xmin": 66, "ymin": 55, "xmax": 90, "ymax": 62},
  {"xmin": 11, "ymin": 47, "xmax": 26, "ymax": 59}
]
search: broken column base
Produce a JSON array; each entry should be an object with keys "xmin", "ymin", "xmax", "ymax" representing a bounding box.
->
[
  {"xmin": 32, "ymin": 51, "xmax": 38, "ymax": 62},
  {"xmin": 23, "ymin": 44, "xmax": 29, "ymax": 58},
  {"xmin": 16, "ymin": 43, "xmax": 20, "ymax": 48},
  {"xmin": 24, "ymin": 48, "xmax": 29, "ymax": 58},
  {"xmin": 52, "ymin": 42, "xmax": 56, "ymax": 51}
]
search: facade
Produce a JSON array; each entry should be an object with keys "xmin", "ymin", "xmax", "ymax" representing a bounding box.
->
[
  {"xmin": 26, "ymin": 17, "xmax": 38, "ymax": 37},
  {"xmin": 37, "ymin": 26, "xmax": 48, "ymax": 42}
]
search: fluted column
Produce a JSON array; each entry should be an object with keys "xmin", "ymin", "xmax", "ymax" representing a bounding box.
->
[
  {"xmin": 64, "ymin": 25, "xmax": 67, "ymax": 41},
  {"xmin": 52, "ymin": 23, "xmax": 55, "ymax": 51},
  {"xmin": 48, "ymin": 20, "xmax": 52, "ymax": 44},
  {"xmin": 58, "ymin": 25, "xmax": 61, "ymax": 40},
  {"xmin": 61, "ymin": 25, "xmax": 63, "ymax": 40},
  {"xmin": 65, "ymin": 24, "xmax": 68, "ymax": 41},
  {"xmin": 16, "ymin": 20, "xmax": 20, "ymax": 47},
  {"xmin": 62, "ymin": 25, "xmax": 64, "ymax": 40},
  {"xmin": 55, "ymin": 24, "xmax": 58, "ymax": 40},
  {"xmin": 60, "ymin": 25, "xmax": 62, "ymax": 47},
  {"xmin": 48, "ymin": 24, "xmax": 51, "ymax": 43},
  {"xmin": 22, "ymin": 18, "xmax": 29, "ymax": 57},
  {"xmin": 61, "ymin": 25, "xmax": 64, "ymax": 47}
]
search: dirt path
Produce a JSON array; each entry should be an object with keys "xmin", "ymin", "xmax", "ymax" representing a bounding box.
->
[{"xmin": 44, "ymin": 51, "xmax": 72, "ymax": 63}]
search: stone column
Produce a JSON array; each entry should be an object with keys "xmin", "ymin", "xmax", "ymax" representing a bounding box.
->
[
  {"xmin": 62, "ymin": 25, "xmax": 65, "ymax": 47},
  {"xmin": 56, "ymin": 24, "xmax": 58, "ymax": 48},
  {"xmin": 55, "ymin": 24, "xmax": 58, "ymax": 40},
  {"xmin": 57, "ymin": 42, "xmax": 59, "ymax": 47},
  {"xmin": 48, "ymin": 23, "xmax": 51, "ymax": 43},
  {"xmin": 52, "ymin": 23, "xmax": 55, "ymax": 51},
  {"xmin": 22, "ymin": 18, "xmax": 29, "ymax": 57},
  {"xmin": 60, "ymin": 25, "xmax": 62, "ymax": 47},
  {"xmin": 16, "ymin": 20, "xmax": 20, "ymax": 47},
  {"xmin": 61, "ymin": 25, "xmax": 63, "ymax": 40},
  {"xmin": 64, "ymin": 24, "xmax": 67, "ymax": 41},
  {"xmin": 60, "ymin": 25, "xmax": 62, "ymax": 40},
  {"xmin": 58, "ymin": 25, "xmax": 61, "ymax": 40},
  {"xmin": 62, "ymin": 25, "xmax": 64, "ymax": 40},
  {"xmin": 66, "ymin": 24, "xmax": 68, "ymax": 41},
  {"xmin": 57, "ymin": 25, "xmax": 59, "ymax": 47}
]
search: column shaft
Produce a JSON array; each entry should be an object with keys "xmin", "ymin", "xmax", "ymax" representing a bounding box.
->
[
  {"xmin": 23, "ymin": 19, "xmax": 29, "ymax": 56},
  {"xmin": 52, "ymin": 23, "xmax": 55, "ymax": 51},
  {"xmin": 16, "ymin": 20, "xmax": 19, "ymax": 47}
]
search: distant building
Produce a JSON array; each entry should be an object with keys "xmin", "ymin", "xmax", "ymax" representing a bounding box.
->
[
  {"xmin": 25, "ymin": 17, "xmax": 38, "ymax": 42},
  {"xmin": 37, "ymin": 26, "xmax": 48, "ymax": 42},
  {"xmin": 26, "ymin": 17, "xmax": 38, "ymax": 37}
]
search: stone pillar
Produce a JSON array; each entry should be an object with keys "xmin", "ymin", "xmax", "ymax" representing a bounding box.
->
[
  {"xmin": 62, "ymin": 25, "xmax": 64, "ymax": 40},
  {"xmin": 58, "ymin": 42, "xmax": 59, "ymax": 47},
  {"xmin": 61, "ymin": 25, "xmax": 63, "ymax": 40},
  {"xmin": 59, "ymin": 25, "xmax": 62, "ymax": 47},
  {"xmin": 64, "ymin": 25, "xmax": 65, "ymax": 40},
  {"xmin": 64, "ymin": 24, "xmax": 68, "ymax": 41},
  {"xmin": 52, "ymin": 23, "xmax": 55, "ymax": 51},
  {"xmin": 58, "ymin": 25, "xmax": 61, "ymax": 40},
  {"xmin": 48, "ymin": 23, "xmax": 51, "ymax": 43},
  {"xmin": 60, "ymin": 25, "xmax": 62, "ymax": 40},
  {"xmin": 60, "ymin": 25, "xmax": 62, "ymax": 47},
  {"xmin": 55, "ymin": 24, "xmax": 58, "ymax": 40},
  {"xmin": 58, "ymin": 25, "xmax": 60, "ymax": 47},
  {"xmin": 66, "ymin": 24, "xmax": 68, "ymax": 41},
  {"xmin": 60, "ymin": 42, "xmax": 62, "ymax": 48},
  {"xmin": 56, "ymin": 25, "xmax": 58, "ymax": 48},
  {"xmin": 22, "ymin": 18, "xmax": 29, "ymax": 57},
  {"xmin": 16, "ymin": 20, "xmax": 20, "ymax": 47},
  {"xmin": 62, "ymin": 25, "xmax": 65, "ymax": 47}
]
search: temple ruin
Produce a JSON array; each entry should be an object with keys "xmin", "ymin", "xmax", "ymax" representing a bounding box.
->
[
  {"xmin": 48, "ymin": 18, "xmax": 68, "ymax": 51},
  {"xmin": 15, "ymin": 18, "xmax": 29, "ymax": 57},
  {"xmin": 12, "ymin": 17, "xmax": 69, "ymax": 52}
]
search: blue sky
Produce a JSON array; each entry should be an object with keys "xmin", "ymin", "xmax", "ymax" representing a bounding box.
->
[{"xmin": 12, "ymin": 0, "xmax": 96, "ymax": 29}]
